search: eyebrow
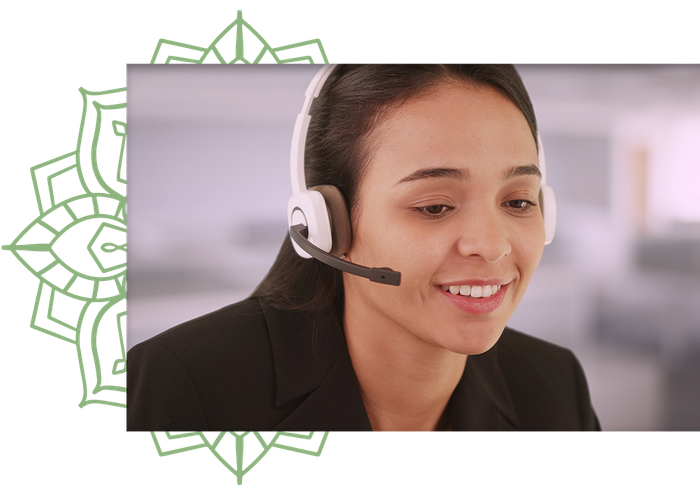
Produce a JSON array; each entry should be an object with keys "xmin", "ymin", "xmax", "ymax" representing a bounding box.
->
[
  {"xmin": 395, "ymin": 164, "xmax": 541, "ymax": 186},
  {"xmin": 395, "ymin": 167, "xmax": 468, "ymax": 185},
  {"xmin": 503, "ymin": 164, "xmax": 542, "ymax": 181}
]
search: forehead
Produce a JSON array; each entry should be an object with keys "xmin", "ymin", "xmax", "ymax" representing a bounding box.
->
[{"xmin": 365, "ymin": 84, "xmax": 537, "ymax": 183}]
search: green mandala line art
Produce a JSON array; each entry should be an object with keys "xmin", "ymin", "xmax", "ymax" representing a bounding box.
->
[
  {"xmin": 4, "ymin": 85, "xmax": 128, "ymax": 408},
  {"xmin": 0, "ymin": 7, "xmax": 331, "ymax": 487},
  {"xmin": 151, "ymin": 431, "xmax": 329, "ymax": 485},
  {"xmin": 148, "ymin": 7, "xmax": 331, "ymax": 64},
  {"xmin": 143, "ymin": 13, "xmax": 330, "ymax": 484}
]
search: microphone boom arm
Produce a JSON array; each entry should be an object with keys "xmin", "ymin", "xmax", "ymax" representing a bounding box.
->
[{"xmin": 289, "ymin": 224, "xmax": 401, "ymax": 286}]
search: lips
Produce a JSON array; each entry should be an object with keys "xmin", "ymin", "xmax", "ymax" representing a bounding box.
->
[
  {"xmin": 437, "ymin": 282, "xmax": 510, "ymax": 315},
  {"xmin": 440, "ymin": 283, "xmax": 502, "ymax": 298}
]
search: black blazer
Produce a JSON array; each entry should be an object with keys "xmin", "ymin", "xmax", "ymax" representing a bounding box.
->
[{"xmin": 127, "ymin": 297, "xmax": 600, "ymax": 431}]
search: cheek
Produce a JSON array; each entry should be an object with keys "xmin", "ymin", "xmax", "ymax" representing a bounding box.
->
[
  {"xmin": 512, "ymin": 221, "xmax": 546, "ymax": 280},
  {"xmin": 351, "ymin": 203, "xmax": 413, "ymax": 262},
  {"xmin": 350, "ymin": 214, "xmax": 440, "ymax": 304},
  {"xmin": 367, "ymin": 216, "xmax": 446, "ymax": 282}
]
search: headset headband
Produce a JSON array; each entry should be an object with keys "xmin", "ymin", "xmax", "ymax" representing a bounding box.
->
[
  {"xmin": 290, "ymin": 64, "xmax": 338, "ymax": 196},
  {"xmin": 292, "ymin": 65, "xmax": 551, "ymax": 192}
]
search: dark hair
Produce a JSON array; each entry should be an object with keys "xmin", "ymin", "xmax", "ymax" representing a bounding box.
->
[{"xmin": 251, "ymin": 65, "xmax": 538, "ymax": 322}]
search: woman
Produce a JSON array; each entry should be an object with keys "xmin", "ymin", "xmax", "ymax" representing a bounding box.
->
[{"xmin": 127, "ymin": 65, "xmax": 600, "ymax": 431}]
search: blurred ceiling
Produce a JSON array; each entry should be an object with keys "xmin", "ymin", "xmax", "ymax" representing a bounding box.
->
[
  {"xmin": 516, "ymin": 65, "xmax": 700, "ymax": 134},
  {"xmin": 128, "ymin": 63, "xmax": 700, "ymax": 135}
]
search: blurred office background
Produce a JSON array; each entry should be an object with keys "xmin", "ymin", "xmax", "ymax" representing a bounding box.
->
[{"xmin": 127, "ymin": 64, "xmax": 700, "ymax": 430}]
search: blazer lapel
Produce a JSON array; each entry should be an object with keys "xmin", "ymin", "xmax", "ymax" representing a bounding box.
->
[
  {"xmin": 262, "ymin": 302, "xmax": 372, "ymax": 431},
  {"xmin": 262, "ymin": 301, "xmax": 519, "ymax": 431},
  {"xmin": 272, "ymin": 347, "xmax": 372, "ymax": 431},
  {"xmin": 451, "ymin": 340, "xmax": 521, "ymax": 430}
]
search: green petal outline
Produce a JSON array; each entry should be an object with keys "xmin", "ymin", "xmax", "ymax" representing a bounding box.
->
[
  {"xmin": 0, "ymin": 7, "xmax": 331, "ymax": 487},
  {"xmin": 151, "ymin": 431, "xmax": 330, "ymax": 485},
  {"xmin": 0, "ymin": 85, "xmax": 126, "ymax": 411},
  {"xmin": 150, "ymin": 11, "xmax": 328, "ymax": 64}
]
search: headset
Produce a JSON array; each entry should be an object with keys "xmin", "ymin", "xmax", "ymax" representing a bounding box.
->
[{"xmin": 287, "ymin": 64, "xmax": 557, "ymax": 287}]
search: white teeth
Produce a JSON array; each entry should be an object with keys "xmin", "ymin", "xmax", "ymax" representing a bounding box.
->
[{"xmin": 442, "ymin": 284, "xmax": 503, "ymax": 298}]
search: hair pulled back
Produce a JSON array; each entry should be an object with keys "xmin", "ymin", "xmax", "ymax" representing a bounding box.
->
[{"xmin": 251, "ymin": 65, "xmax": 538, "ymax": 322}]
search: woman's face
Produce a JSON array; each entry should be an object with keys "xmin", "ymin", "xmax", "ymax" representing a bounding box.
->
[{"xmin": 343, "ymin": 83, "xmax": 545, "ymax": 356}]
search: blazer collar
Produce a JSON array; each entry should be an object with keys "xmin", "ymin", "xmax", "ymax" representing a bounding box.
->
[
  {"xmin": 260, "ymin": 299, "xmax": 520, "ymax": 431},
  {"xmin": 452, "ymin": 338, "xmax": 521, "ymax": 430},
  {"xmin": 261, "ymin": 301, "xmax": 372, "ymax": 430}
]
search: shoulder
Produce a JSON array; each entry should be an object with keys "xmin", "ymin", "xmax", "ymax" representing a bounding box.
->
[
  {"xmin": 496, "ymin": 328, "xmax": 591, "ymax": 386},
  {"xmin": 133, "ymin": 297, "xmax": 269, "ymax": 362},
  {"xmin": 497, "ymin": 327, "xmax": 580, "ymax": 373},
  {"xmin": 128, "ymin": 298, "xmax": 272, "ymax": 397},
  {"xmin": 127, "ymin": 297, "xmax": 284, "ymax": 431},
  {"xmin": 490, "ymin": 328, "xmax": 600, "ymax": 430}
]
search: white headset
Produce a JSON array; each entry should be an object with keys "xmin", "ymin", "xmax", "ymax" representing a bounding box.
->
[
  {"xmin": 287, "ymin": 65, "xmax": 557, "ymax": 286},
  {"xmin": 287, "ymin": 65, "xmax": 341, "ymax": 259},
  {"xmin": 537, "ymin": 133, "xmax": 557, "ymax": 246}
]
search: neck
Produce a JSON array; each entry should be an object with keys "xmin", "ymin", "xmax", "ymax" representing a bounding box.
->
[{"xmin": 343, "ymin": 295, "xmax": 466, "ymax": 431}]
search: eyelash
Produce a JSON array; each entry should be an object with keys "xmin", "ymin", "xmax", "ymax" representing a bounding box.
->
[
  {"xmin": 414, "ymin": 200, "xmax": 537, "ymax": 219},
  {"xmin": 503, "ymin": 199, "xmax": 537, "ymax": 214}
]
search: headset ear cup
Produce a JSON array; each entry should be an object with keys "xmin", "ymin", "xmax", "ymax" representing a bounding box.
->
[
  {"xmin": 311, "ymin": 185, "xmax": 352, "ymax": 256},
  {"xmin": 540, "ymin": 184, "xmax": 557, "ymax": 245}
]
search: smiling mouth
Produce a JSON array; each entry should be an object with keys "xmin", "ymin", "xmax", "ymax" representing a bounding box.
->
[{"xmin": 440, "ymin": 284, "xmax": 503, "ymax": 298}]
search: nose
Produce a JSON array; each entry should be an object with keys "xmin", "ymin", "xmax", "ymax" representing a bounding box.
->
[{"xmin": 455, "ymin": 205, "xmax": 511, "ymax": 263}]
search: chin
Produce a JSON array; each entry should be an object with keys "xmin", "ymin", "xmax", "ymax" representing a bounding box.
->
[{"xmin": 449, "ymin": 322, "xmax": 506, "ymax": 355}]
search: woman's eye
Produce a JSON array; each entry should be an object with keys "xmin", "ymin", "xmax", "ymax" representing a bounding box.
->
[
  {"xmin": 503, "ymin": 199, "xmax": 536, "ymax": 213},
  {"xmin": 415, "ymin": 201, "xmax": 535, "ymax": 218},
  {"xmin": 416, "ymin": 205, "xmax": 451, "ymax": 217}
]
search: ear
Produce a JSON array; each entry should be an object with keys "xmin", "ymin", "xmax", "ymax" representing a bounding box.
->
[{"xmin": 311, "ymin": 185, "xmax": 352, "ymax": 256}]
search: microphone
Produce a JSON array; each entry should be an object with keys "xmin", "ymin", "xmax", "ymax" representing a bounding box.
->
[{"xmin": 289, "ymin": 224, "xmax": 401, "ymax": 286}]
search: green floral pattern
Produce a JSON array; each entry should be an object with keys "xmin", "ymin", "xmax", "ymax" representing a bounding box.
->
[{"xmin": 3, "ymin": 10, "xmax": 329, "ymax": 485}]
